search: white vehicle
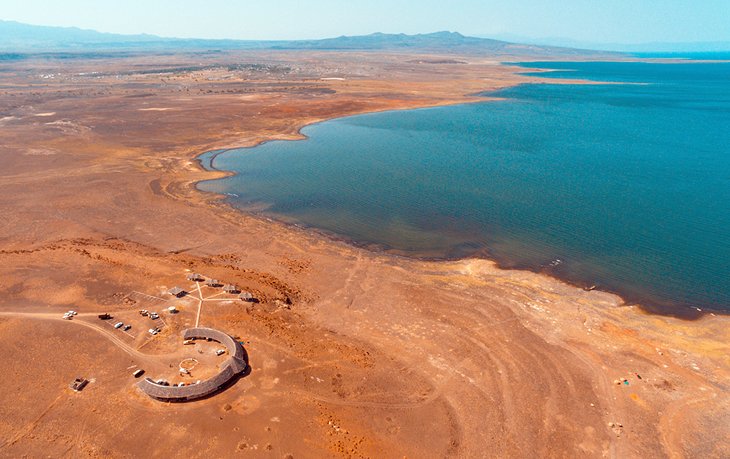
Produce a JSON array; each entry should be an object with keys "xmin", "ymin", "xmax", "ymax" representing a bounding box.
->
[
  {"xmin": 149, "ymin": 312, "xmax": 159, "ymax": 320},
  {"xmin": 216, "ymin": 349, "xmax": 226, "ymax": 356},
  {"xmin": 70, "ymin": 310, "xmax": 78, "ymax": 315},
  {"xmin": 148, "ymin": 328, "xmax": 159, "ymax": 335},
  {"xmin": 114, "ymin": 322, "xmax": 124, "ymax": 329},
  {"xmin": 62, "ymin": 313, "xmax": 72, "ymax": 320}
]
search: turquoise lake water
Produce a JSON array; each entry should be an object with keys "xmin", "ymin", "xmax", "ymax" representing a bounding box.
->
[{"xmin": 199, "ymin": 61, "xmax": 730, "ymax": 314}]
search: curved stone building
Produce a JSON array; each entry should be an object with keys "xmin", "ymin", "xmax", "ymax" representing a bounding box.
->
[{"xmin": 138, "ymin": 327, "xmax": 247, "ymax": 401}]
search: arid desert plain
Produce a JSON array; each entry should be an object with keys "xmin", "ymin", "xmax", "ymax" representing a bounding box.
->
[{"xmin": 0, "ymin": 49, "xmax": 728, "ymax": 458}]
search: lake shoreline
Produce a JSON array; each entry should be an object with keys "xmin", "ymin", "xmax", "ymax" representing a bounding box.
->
[{"xmin": 194, "ymin": 99, "xmax": 724, "ymax": 319}]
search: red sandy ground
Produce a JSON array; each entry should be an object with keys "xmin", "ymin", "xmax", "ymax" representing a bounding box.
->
[{"xmin": 0, "ymin": 50, "xmax": 727, "ymax": 458}]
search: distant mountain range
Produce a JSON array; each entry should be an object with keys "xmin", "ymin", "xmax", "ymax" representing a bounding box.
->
[
  {"xmin": 0, "ymin": 20, "xmax": 607, "ymax": 56},
  {"xmin": 489, "ymin": 33, "xmax": 730, "ymax": 53}
]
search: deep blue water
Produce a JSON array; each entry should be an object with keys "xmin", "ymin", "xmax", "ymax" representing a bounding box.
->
[
  {"xmin": 634, "ymin": 52, "xmax": 730, "ymax": 61},
  {"xmin": 199, "ymin": 61, "xmax": 730, "ymax": 313}
]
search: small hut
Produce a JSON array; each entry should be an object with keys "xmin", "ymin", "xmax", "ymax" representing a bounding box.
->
[
  {"xmin": 239, "ymin": 292, "xmax": 255, "ymax": 302},
  {"xmin": 205, "ymin": 279, "xmax": 221, "ymax": 287},
  {"xmin": 186, "ymin": 273, "xmax": 203, "ymax": 282},
  {"xmin": 70, "ymin": 377, "xmax": 89, "ymax": 392},
  {"xmin": 222, "ymin": 284, "xmax": 239, "ymax": 294},
  {"xmin": 168, "ymin": 287, "xmax": 187, "ymax": 298}
]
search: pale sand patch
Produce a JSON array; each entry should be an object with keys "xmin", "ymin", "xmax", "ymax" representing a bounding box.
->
[
  {"xmin": 24, "ymin": 148, "xmax": 58, "ymax": 156},
  {"xmin": 34, "ymin": 112, "xmax": 56, "ymax": 117},
  {"xmin": 321, "ymin": 77, "xmax": 345, "ymax": 80},
  {"xmin": 138, "ymin": 107, "xmax": 175, "ymax": 111},
  {"xmin": 44, "ymin": 119, "xmax": 91, "ymax": 134}
]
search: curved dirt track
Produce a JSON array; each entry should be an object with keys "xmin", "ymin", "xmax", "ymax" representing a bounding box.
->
[{"xmin": 0, "ymin": 311, "xmax": 157, "ymax": 361}]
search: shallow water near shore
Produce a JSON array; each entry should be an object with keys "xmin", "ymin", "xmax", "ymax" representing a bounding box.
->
[{"xmin": 199, "ymin": 60, "xmax": 730, "ymax": 313}]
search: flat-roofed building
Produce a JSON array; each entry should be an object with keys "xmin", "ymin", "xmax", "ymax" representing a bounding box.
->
[{"xmin": 168, "ymin": 286, "xmax": 187, "ymax": 298}]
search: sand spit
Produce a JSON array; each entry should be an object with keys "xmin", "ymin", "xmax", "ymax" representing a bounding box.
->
[{"xmin": 0, "ymin": 50, "xmax": 727, "ymax": 458}]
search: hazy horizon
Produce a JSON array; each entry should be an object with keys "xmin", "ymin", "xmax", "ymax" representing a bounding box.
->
[{"xmin": 1, "ymin": 0, "xmax": 729, "ymax": 46}]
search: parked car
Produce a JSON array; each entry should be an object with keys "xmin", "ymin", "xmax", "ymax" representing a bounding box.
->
[
  {"xmin": 216, "ymin": 349, "xmax": 226, "ymax": 356},
  {"xmin": 114, "ymin": 322, "xmax": 124, "ymax": 329},
  {"xmin": 149, "ymin": 312, "xmax": 159, "ymax": 320},
  {"xmin": 123, "ymin": 324, "xmax": 132, "ymax": 331},
  {"xmin": 132, "ymin": 369, "xmax": 145, "ymax": 378}
]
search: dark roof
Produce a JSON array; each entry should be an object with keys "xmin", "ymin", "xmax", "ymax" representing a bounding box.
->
[
  {"xmin": 70, "ymin": 378, "xmax": 89, "ymax": 391},
  {"xmin": 137, "ymin": 327, "xmax": 246, "ymax": 401}
]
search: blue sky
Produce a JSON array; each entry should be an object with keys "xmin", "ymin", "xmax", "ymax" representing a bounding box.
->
[{"xmin": 1, "ymin": 0, "xmax": 729, "ymax": 44}]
